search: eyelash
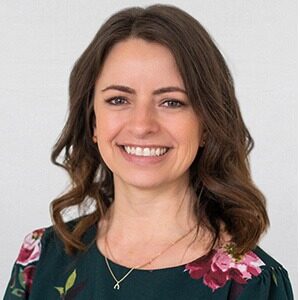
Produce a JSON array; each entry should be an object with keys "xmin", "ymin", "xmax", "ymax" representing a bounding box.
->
[
  {"xmin": 105, "ymin": 97, "xmax": 127, "ymax": 106},
  {"xmin": 105, "ymin": 97, "xmax": 185, "ymax": 108},
  {"xmin": 162, "ymin": 100, "xmax": 185, "ymax": 108}
]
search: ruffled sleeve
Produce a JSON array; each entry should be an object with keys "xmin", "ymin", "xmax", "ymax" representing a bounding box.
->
[
  {"xmin": 3, "ymin": 228, "xmax": 45, "ymax": 299},
  {"xmin": 237, "ymin": 264, "xmax": 294, "ymax": 300}
]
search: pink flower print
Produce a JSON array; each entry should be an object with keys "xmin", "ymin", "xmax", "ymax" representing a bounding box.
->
[
  {"xmin": 23, "ymin": 265, "xmax": 36, "ymax": 291},
  {"xmin": 203, "ymin": 266, "xmax": 229, "ymax": 291},
  {"xmin": 228, "ymin": 268, "xmax": 247, "ymax": 284},
  {"xmin": 240, "ymin": 251, "xmax": 264, "ymax": 277},
  {"xmin": 16, "ymin": 228, "xmax": 45, "ymax": 266},
  {"xmin": 185, "ymin": 244, "xmax": 265, "ymax": 292},
  {"xmin": 211, "ymin": 248, "xmax": 232, "ymax": 272},
  {"xmin": 229, "ymin": 250, "xmax": 264, "ymax": 282},
  {"xmin": 184, "ymin": 249, "xmax": 216, "ymax": 280}
]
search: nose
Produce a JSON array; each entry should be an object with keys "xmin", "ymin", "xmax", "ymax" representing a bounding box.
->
[{"xmin": 127, "ymin": 102, "xmax": 160, "ymax": 137}]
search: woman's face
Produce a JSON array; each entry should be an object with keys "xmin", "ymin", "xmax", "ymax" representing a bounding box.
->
[{"xmin": 93, "ymin": 38, "xmax": 204, "ymax": 190}]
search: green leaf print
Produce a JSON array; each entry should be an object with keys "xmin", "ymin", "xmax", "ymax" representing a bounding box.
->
[
  {"xmin": 54, "ymin": 286, "xmax": 65, "ymax": 295},
  {"xmin": 271, "ymin": 268, "xmax": 278, "ymax": 286},
  {"xmin": 18, "ymin": 267, "xmax": 25, "ymax": 289},
  {"xmin": 65, "ymin": 269, "xmax": 77, "ymax": 292},
  {"xmin": 54, "ymin": 269, "xmax": 86, "ymax": 298},
  {"xmin": 55, "ymin": 269, "xmax": 79, "ymax": 296},
  {"xmin": 11, "ymin": 288, "xmax": 25, "ymax": 297}
]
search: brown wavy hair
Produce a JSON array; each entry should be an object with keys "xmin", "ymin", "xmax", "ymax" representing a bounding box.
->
[{"xmin": 50, "ymin": 4, "xmax": 269, "ymax": 256}]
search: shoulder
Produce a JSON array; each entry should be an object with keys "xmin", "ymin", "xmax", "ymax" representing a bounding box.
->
[
  {"xmin": 4, "ymin": 226, "xmax": 50, "ymax": 298},
  {"xmin": 252, "ymin": 246, "xmax": 286, "ymax": 269},
  {"xmin": 16, "ymin": 218, "xmax": 76, "ymax": 264},
  {"xmin": 4, "ymin": 217, "xmax": 86, "ymax": 299},
  {"xmin": 14, "ymin": 227, "xmax": 46, "ymax": 268},
  {"xmin": 239, "ymin": 246, "xmax": 294, "ymax": 299},
  {"xmin": 184, "ymin": 243, "xmax": 294, "ymax": 299},
  {"xmin": 20, "ymin": 216, "xmax": 96, "ymax": 261}
]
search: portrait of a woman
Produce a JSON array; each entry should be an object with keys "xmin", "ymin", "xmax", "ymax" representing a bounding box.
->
[{"xmin": 4, "ymin": 4, "xmax": 294, "ymax": 299}]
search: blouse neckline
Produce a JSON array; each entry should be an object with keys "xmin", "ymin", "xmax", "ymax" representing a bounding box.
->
[{"xmin": 89, "ymin": 221, "xmax": 213, "ymax": 273}]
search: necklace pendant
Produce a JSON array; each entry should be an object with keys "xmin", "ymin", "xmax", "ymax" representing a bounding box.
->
[{"xmin": 114, "ymin": 282, "xmax": 120, "ymax": 290}]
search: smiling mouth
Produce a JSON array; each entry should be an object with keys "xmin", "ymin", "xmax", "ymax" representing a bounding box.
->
[{"xmin": 119, "ymin": 145, "xmax": 170, "ymax": 157}]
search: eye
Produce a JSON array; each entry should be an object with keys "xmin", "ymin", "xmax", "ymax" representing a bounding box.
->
[
  {"xmin": 105, "ymin": 96, "xmax": 128, "ymax": 105},
  {"xmin": 161, "ymin": 99, "xmax": 185, "ymax": 108}
]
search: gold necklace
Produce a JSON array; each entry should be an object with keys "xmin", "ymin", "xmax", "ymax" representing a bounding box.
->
[{"xmin": 104, "ymin": 225, "xmax": 196, "ymax": 290}]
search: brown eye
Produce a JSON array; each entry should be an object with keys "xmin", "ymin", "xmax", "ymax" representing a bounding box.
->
[
  {"xmin": 105, "ymin": 96, "xmax": 128, "ymax": 105},
  {"xmin": 162, "ymin": 99, "xmax": 185, "ymax": 108}
]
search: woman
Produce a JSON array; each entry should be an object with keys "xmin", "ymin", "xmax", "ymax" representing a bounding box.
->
[{"xmin": 4, "ymin": 4, "xmax": 293, "ymax": 299}]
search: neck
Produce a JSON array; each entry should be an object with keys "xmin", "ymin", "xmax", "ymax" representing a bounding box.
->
[{"xmin": 100, "ymin": 177, "xmax": 199, "ymax": 245}]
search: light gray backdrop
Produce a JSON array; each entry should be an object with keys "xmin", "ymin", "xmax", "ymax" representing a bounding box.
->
[{"xmin": 0, "ymin": 1, "xmax": 297, "ymax": 297}]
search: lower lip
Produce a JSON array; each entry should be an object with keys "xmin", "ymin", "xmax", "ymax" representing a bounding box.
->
[{"xmin": 118, "ymin": 146, "xmax": 170, "ymax": 165}]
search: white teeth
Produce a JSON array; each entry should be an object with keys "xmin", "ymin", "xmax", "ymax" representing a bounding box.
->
[
  {"xmin": 123, "ymin": 146, "xmax": 168, "ymax": 157},
  {"xmin": 124, "ymin": 146, "xmax": 131, "ymax": 153},
  {"xmin": 135, "ymin": 147, "xmax": 142, "ymax": 155},
  {"xmin": 143, "ymin": 148, "xmax": 151, "ymax": 156}
]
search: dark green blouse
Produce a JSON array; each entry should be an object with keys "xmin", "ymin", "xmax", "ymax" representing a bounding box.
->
[{"xmin": 4, "ymin": 218, "xmax": 294, "ymax": 299}]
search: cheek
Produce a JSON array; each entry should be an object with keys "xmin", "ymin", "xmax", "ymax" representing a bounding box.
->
[
  {"xmin": 95, "ymin": 115, "xmax": 119, "ymax": 163},
  {"xmin": 178, "ymin": 118, "xmax": 202, "ymax": 147},
  {"xmin": 95, "ymin": 112, "xmax": 122, "ymax": 141}
]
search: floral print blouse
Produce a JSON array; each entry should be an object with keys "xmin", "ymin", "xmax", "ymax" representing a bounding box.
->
[{"xmin": 4, "ymin": 217, "xmax": 294, "ymax": 299}]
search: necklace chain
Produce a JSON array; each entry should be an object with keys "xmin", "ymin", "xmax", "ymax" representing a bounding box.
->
[{"xmin": 104, "ymin": 225, "xmax": 196, "ymax": 290}]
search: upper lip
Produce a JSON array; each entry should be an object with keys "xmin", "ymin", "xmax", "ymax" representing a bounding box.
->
[{"xmin": 118, "ymin": 143, "xmax": 171, "ymax": 148}]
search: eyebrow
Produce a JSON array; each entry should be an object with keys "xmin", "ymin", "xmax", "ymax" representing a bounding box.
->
[{"xmin": 101, "ymin": 84, "xmax": 187, "ymax": 95}]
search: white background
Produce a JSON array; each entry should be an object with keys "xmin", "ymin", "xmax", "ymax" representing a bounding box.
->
[{"xmin": 0, "ymin": 1, "xmax": 297, "ymax": 297}]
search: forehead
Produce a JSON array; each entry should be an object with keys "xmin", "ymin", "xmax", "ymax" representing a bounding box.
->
[{"xmin": 96, "ymin": 38, "xmax": 184, "ymax": 88}]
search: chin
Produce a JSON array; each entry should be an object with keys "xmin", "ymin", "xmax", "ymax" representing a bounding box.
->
[
  {"xmin": 127, "ymin": 179, "xmax": 165, "ymax": 190},
  {"xmin": 116, "ymin": 173, "xmax": 170, "ymax": 190}
]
